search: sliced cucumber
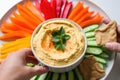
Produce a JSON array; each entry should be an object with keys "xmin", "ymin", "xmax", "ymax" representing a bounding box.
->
[
  {"xmin": 94, "ymin": 56, "xmax": 107, "ymax": 64},
  {"xmin": 46, "ymin": 72, "xmax": 52, "ymax": 80},
  {"xmin": 60, "ymin": 73, "xmax": 67, "ymax": 80},
  {"xmin": 26, "ymin": 63, "xmax": 34, "ymax": 67},
  {"xmin": 52, "ymin": 72, "xmax": 59, "ymax": 80},
  {"xmin": 87, "ymin": 40, "xmax": 98, "ymax": 47},
  {"xmin": 85, "ymin": 32, "xmax": 95, "ymax": 38},
  {"xmin": 68, "ymin": 70, "xmax": 74, "ymax": 80},
  {"xmin": 84, "ymin": 24, "xmax": 99, "ymax": 33},
  {"xmin": 74, "ymin": 68, "xmax": 83, "ymax": 80},
  {"xmin": 84, "ymin": 54, "xmax": 91, "ymax": 58},
  {"xmin": 30, "ymin": 75, "xmax": 38, "ymax": 80},
  {"xmin": 86, "ymin": 47, "xmax": 103, "ymax": 55},
  {"xmin": 98, "ymin": 52, "xmax": 109, "ymax": 59},
  {"xmin": 38, "ymin": 73, "xmax": 48, "ymax": 80},
  {"xmin": 87, "ymin": 37, "xmax": 96, "ymax": 41},
  {"xmin": 98, "ymin": 62, "xmax": 105, "ymax": 69}
]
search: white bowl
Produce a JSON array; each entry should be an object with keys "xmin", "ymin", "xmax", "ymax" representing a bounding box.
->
[{"xmin": 31, "ymin": 18, "xmax": 87, "ymax": 72}]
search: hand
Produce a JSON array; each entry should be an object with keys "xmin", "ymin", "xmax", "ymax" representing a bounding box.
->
[
  {"xmin": 104, "ymin": 19, "xmax": 120, "ymax": 52},
  {"xmin": 0, "ymin": 48, "xmax": 49, "ymax": 80}
]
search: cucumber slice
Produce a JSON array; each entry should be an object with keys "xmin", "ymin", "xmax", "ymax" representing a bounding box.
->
[
  {"xmin": 86, "ymin": 47, "xmax": 103, "ymax": 55},
  {"xmin": 26, "ymin": 63, "xmax": 34, "ymax": 67},
  {"xmin": 52, "ymin": 72, "xmax": 59, "ymax": 80},
  {"xmin": 98, "ymin": 63, "xmax": 105, "ymax": 69},
  {"xmin": 84, "ymin": 24, "xmax": 99, "ymax": 33},
  {"xmin": 30, "ymin": 75, "xmax": 38, "ymax": 80},
  {"xmin": 60, "ymin": 73, "xmax": 67, "ymax": 80},
  {"xmin": 87, "ymin": 37, "xmax": 96, "ymax": 41},
  {"xmin": 85, "ymin": 32, "xmax": 95, "ymax": 38},
  {"xmin": 87, "ymin": 40, "xmax": 98, "ymax": 47},
  {"xmin": 38, "ymin": 73, "xmax": 48, "ymax": 80},
  {"xmin": 99, "ymin": 52, "xmax": 109, "ymax": 59},
  {"xmin": 94, "ymin": 56, "xmax": 107, "ymax": 64},
  {"xmin": 68, "ymin": 70, "xmax": 74, "ymax": 80},
  {"xmin": 74, "ymin": 68, "xmax": 83, "ymax": 80},
  {"xmin": 46, "ymin": 72, "xmax": 52, "ymax": 80},
  {"xmin": 84, "ymin": 54, "xmax": 91, "ymax": 58}
]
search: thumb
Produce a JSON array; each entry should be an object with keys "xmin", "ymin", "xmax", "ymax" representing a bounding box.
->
[
  {"xmin": 105, "ymin": 42, "xmax": 120, "ymax": 52},
  {"xmin": 29, "ymin": 66, "xmax": 49, "ymax": 76}
]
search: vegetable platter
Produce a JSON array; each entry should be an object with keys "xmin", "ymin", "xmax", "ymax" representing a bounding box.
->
[{"xmin": 0, "ymin": 0, "xmax": 116, "ymax": 80}]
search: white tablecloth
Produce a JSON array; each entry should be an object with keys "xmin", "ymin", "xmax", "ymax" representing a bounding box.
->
[{"xmin": 0, "ymin": 0, "xmax": 120, "ymax": 80}]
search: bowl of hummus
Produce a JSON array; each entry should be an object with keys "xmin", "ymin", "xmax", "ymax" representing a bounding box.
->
[{"xmin": 31, "ymin": 18, "xmax": 87, "ymax": 72}]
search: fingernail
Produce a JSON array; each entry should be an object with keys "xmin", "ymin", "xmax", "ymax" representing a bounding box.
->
[
  {"xmin": 42, "ymin": 66, "xmax": 49, "ymax": 71},
  {"xmin": 105, "ymin": 43, "xmax": 112, "ymax": 48}
]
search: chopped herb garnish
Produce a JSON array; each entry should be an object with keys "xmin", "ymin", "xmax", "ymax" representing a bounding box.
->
[{"xmin": 52, "ymin": 27, "xmax": 70, "ymax": 51}]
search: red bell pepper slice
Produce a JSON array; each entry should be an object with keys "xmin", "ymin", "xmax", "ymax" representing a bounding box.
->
[
  {"xmin": 35, "ymin": 0, "xmax": 40, "ymax": 11},
  {"xmin": 56, "ymin": 0, "xmax": 63, "ymax": 18},
  {"xmin": 50, "ymin": 0, "xmax": 57, "ymax": 18},
  {"xmin": 40, "ymin": 0, "xmax": 57, "ymax": 20},
  {"xmin": 61, "ymin": 2, "xmax": 72, "ymax": 18},
  {"xmin": 60, "ymin": 0, "xmax": 68, "ymax": 17}
]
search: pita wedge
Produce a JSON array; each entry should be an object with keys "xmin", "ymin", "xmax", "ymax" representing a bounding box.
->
[
  {"xmin": 79, "ymin": 56, "xmax": 105, "ymax": 80},
  {"xmin": 95, "ymin": 20, "xmax": 117, "ymax": 45}
]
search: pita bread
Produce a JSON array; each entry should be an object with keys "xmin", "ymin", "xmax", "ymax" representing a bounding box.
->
[
  {"xmin": 79, "ymin": 56, "xmax": 105, "ymax": 80},
  {"xmin": 95, "ymin": 20, "xmax": 117, "ymax": 45}
]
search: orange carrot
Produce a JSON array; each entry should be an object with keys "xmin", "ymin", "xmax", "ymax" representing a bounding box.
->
[
  {"xmin": 12, "ymin": 13, "xmax": 35, "ymax": 29},
  {"xmin": 9, "ymin": 16, "xmax": 35, "ymax": 30},
  {"xmin": 76, "ymin": 11, "xmax": 94, "ymax": 24},
  {"xmin": 12, "ymin": 23, "xmax": 33, "ymax": 34},
  {"xmin": 68, "ymin": 1, "xmax": 83, "ymax": 19},
  {"xmin": 0, "ymin": 31, "xmax": 31, "ymax": 40},
  {"xmin": 17, "ymin": 4, "xmax": 42, "ymax": 24},
  {"xmin": 2, "ymin": 22, "xmax": 33, "ymax": 34},
  {"xmin": 80, "ymin": 13, "xmax": 103, "ymax": 28},
  {"xmin": 24, "ymin": 1, "xmax": 45, "ymax": 21},
  {"xmin": 0, "ymin": 27, "xmax": 13, "ymax": 33},
  {"xmin": 17, "ymin": 10, "xmax": 39, "ymax": 26},
  {"xmin": 13, "ymin": 12, "xmax": 37, "ymax": 27},
  {"xmin": 73, "ymin": 7, "xmax": 89, "ymax": 21},
  {"xmin": 2, "ymin": 21, "xmax": 19, "ymax": 30}
]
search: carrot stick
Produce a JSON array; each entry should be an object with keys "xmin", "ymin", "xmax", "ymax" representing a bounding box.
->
[
  {"xmin": 0, "ymin": 27, "xmax": 13, "ymax": 33},
  {"xmin": 17, "ymin": 4, "xmax": 42, "ymax": 24},
  {"xmin": 0, "ymin": 31, "xmax": 31, "ymax": 40},
  {"xmin": 80, "ymin": 13, "xmax": 103, "ymax": 28},
  {"xmin": 24, "ymin": 1, "xmax": 45, "ymax": 21},
  {"xmin": 68, "ymin": 1, "xmax": 83, "ymax": 19},
  {"xmin": 2, "ymin": 22, "xmax": 33, "ymax": 34},
  {"xmin": 16, "ymin": 11, "xmax": 39, "ymax": 27},
  {"xmin": 9, "ymin": 16, "xmax": 35, "ymax": 30},
  {"xmin": 76, "ymin": 11, "xmax": 94, "ymax": 24},
  {"xmin": 11, "ymin": 13, "xmax": 35, "ymax": 30},
  {"xmin": 73, "ymin": 7, "xmax": 89, "ymax": 21},
  {"xmin": 13, "ymin": 12, "xmax": 37, "ymax": 27},
  {"xmin": 12, "ymin": 23, "xmax": 33, "ymax": 34},
  {"xmin": 2, "ymin": 21, "xmax": 19, "ymax": 30}
]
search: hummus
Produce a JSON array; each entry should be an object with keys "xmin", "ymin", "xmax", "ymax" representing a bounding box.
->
[{"xmin": 33, "ymin": 19, "xmax": 85, "ymax": 66}]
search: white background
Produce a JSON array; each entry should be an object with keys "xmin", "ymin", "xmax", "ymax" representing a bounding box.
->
[{"xmin": 0, "ymin": 0, "xmax": 120, "ymax": 80}]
